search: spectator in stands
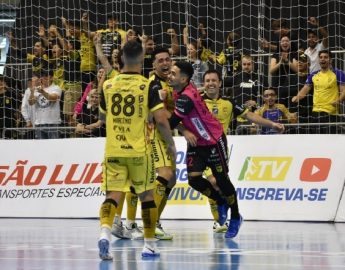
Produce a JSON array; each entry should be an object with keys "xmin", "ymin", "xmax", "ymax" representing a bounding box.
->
[
  {"xmin": 8, "ymin": 32, "xmax": 49, "ymax": 77},
  {"xmin": 21, "ymin": 76, "xmax": 37, "ymax": 138},
  {"xmin": 75, "ymin": 88, "xmax": 105, "ymax": 137},
  {"xmin": 143, "ymin": 36, "xmax": 155, "ymax": 78},
  {"xmin": 68, "ymin": 15, "xmax": 97, "ymax": 95},
  {"xmin": 49, "ymin": 43, "xmax": 64, "ymax": 90},
  {"xmin": 90, "ymin": 14, "xmax": 126, "ymax": 57},
  {"xmin": 304, "ymin": 17, "xmax": 329, "ymax": 73},
  {"xmin": 28, "ymin": 69, "xmax": 62, "ymax": 139},
  {"xmin": 0, "ymin": 75, "xmax": 19, "ymax": 139},
  {"xmin": 27, "ymin": 41, "xmax": 49, "ymax": 77},
  {"xmin": 269, "ymin": 35, "xmax": 298, "ymax": 108},
  {"xmin": 290, "ymin": 53, "xmax": 313, "ymax": 126},
  {"xmin": 255, "ymin": 88, "xmax": 297, "ymax": 134},
  {"xmin": 37, "ymin": 24, "xmax": 60, "ymax": 51},
  {"xmin": 261, "ymin": 19, "xmax": 299, "ymax": 53},
  {"xmin": 56, "ymin": 20, "xmax": 82, "ymax": 127},
  {"xmin": 226, "ymin": 55, "xmax": 262, "ymax": 132},
  {"xmin": 185, "ymin": 41, "xmax": 209, "ymax": 89},
  {"xmin": 209, "ymin": 31, "xmax": 243, "ymax": 85},
  {"xmin": 183, "ymin": 25, "xmax": 213, "ymax": 63},
  {"xmin": 292, "ymin": 50, "xmax": 345, "ymax": 134},
  {"xmin": 73, "ymin": 67, "xmax": 106, "ymax": 121}
]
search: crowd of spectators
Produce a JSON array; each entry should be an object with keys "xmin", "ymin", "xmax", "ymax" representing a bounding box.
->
[{"xmin": 0, "ymin": 14, "xmax": 344, "ymax": 139}]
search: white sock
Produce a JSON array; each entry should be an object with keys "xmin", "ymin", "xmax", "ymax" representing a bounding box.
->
[
  {"xmin": 99, "ymin": 226, "xmax": 111, "ymax": 241},
  {"xmin": 114, "ymin": 215, "xmax": 122, "ymax": 226},
  {"xmin": 144, "ymin": 238, "xmax": 158, "ymax": 249}
]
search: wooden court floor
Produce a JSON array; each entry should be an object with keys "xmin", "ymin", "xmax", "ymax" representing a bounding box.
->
[{"xmin": 0, "ymin": 218, "xmax": 344, "ymax": 270}]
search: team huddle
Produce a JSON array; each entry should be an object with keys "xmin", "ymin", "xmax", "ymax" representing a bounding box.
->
[{"xmin": 97, "ymin": 41, "xmax": 284, "ymax": 260}]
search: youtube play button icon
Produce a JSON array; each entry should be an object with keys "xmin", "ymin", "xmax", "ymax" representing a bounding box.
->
[{"xmin": 300, "ymin": 158, "xmax": 332, "ymax": 182}]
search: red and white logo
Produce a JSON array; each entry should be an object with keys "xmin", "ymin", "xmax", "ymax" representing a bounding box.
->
[{"xmin": 300, "ymin": 158, "xmax": 332, "ymax": 182}]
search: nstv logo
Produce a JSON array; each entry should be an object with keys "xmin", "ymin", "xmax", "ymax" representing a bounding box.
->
[{"xmin": 239, "ymin": 156, "xmax": 292, "ymax": 181}]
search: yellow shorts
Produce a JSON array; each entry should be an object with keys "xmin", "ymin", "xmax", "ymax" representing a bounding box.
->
[
  {"xmin": 63, "ymin": 82, "xmax": 82, "ymax": 115},
  {"xmin": 151, "ymin": 134, "xmax": 176, "ymax": 170},
  {"xmin": 101, "ymin": 153, "xmax": 155, "ymax": 194}
]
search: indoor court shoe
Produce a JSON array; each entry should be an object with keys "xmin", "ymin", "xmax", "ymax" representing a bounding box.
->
[
  {"xmin": 126, "ymin": 223, "xmax": 144, "ymax": 240},
  {"xmin": 225, "ymin": 214, "xmax": 243, "ymax": 239},
  {"xmin": 141, "ymin": 245, "xmax": 160, "ymax": 257},
  {"xmin": 98, "ymin": 239, "xmax": 113, "ymax": 260},
  {"xmin": 217, "ymin": 203, "xmax": 229, "ymax": 226},
  {"xmin": 155, "ymin": 222, "xmax": 173, "ymax": 240},
  {"xmin": 111, "ymin": 222, "xmax": 131, "ymax": 239},
  {"xmin": 213, "ymin": 221, "xmax": 228, "ymax": 233}
]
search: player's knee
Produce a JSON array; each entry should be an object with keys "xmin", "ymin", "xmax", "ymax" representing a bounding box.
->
[
  {"xmin": 188, "ymin": 174, "xmax": 204, "ymax": 190},
  {"xmin": 157, "ymin": 167, "xmax": 174, "ymax": 182},
  {"xmin": 138, "ymin": 189, "xmax": 154, "ymax": 202},
  {"xmin": 102, "ymin": 198, "xmax": 117, "ymax": 208}
]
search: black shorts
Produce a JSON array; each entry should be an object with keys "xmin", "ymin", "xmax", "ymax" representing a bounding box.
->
[{"xmin": 186, "ymin": 133, "xmax": 229, "ymax": 175}]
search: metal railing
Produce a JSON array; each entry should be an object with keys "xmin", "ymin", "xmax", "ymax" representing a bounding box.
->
[
  {"xmin": 235, "ymin": 122, "xmax": 345, "ymax": 135},
  {"xmin": 1, "ymin": 126, "xmax": 77, "ymax": 139}
]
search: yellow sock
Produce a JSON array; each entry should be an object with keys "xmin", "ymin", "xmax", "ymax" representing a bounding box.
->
[
  {"xmin": 157, "ymin": 194, "xmax": 168, "ymax": 220},
  {"xmin": 208, "ymin": 198, "xmax": 219, "ymax": 222},
  {"xmin": 141, "ymin": 201, "xmax": 157, "ymax": 239},
  {"xmin": 115, "ymin": 193, "xmax": 125, "ymax": 217},
  {"xmin": 154, "ymin": 181, "xmax": 166, "ymax": 217},
  {"xmin": 99, "ymin": 198, "xmax": 117, "ymax": 228},
  {"xmin": 126, "ymin": 192, "xmax": 139, "ymax": 221}
]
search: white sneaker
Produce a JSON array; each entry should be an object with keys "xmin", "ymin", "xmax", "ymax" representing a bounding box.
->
[
  {"xmin": 213, "ymin": 221, "xmax": 228, "ymax": 233},
  {"xmin": 155, "ymin": 222, "xmax": 173, "ymax": 240},
  {"xmin": 111, "ymin": 222, "xmax": 131, "ymax": 239},
  {"xmin": 126, "ymin": 223, "xmax": 144, "ymax": 240},
  {"xmin": 141, "ymin": 244, "xmax": 160, "ymax": 257}
]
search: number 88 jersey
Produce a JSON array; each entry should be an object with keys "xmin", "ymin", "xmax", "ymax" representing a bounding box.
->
[{"xmin": 100, "ymin": 73, "xmax": 164, "ymax": 157}]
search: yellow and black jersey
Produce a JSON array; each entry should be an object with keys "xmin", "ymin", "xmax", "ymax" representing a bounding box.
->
[
  {"xmin": 106, "ymin": 68, "xmax": 120, "ymax": 80},
  {"xmin": 100, "ymin": 72, "xmax": 164, "ymax": 157},
  {"xmin": 80, "ymin": 32, "xmax": 96, "ymax": 72},
  {"xmin": 49, "ymin": 57, "xmax": 64, "ymax": 90},
  {"xmin": 96, "ymin": 28, "xmax": 126, "ymax": 58},
  {"xmin": 27, "ymin": 54, "xmax": 49, "ymax": 76},
  {"xmin": 148, "ymin": 73, "xmax": 174, "ymax": 113},
  {"xmin": 202, "ymin": 93, "xmax": 247, "ymax": 133}
]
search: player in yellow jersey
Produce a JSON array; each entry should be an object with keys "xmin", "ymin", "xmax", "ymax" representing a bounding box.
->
[
  {"xmin": 200, "ymin": 70, "xmax": 284, "ymax": 232},
  {"xmin": 97, "ymin": 40, "xmax": 176, "ymax": 260},
  {"xmin": 292, "ymin": 50, "xmax": 345, "ymax": 133},
  {"xmin": 148, "ymin": 47, "xmax": 177, "ymax": 240},
  {"xmin": 110, "ymin": 47, "xmax": 177, "ymax": 240}
]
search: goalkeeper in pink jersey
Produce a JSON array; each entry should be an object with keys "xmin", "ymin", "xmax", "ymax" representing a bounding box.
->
[{"xmin": 168, "ymin": 61, "xmax": 283, "ymax": 238}]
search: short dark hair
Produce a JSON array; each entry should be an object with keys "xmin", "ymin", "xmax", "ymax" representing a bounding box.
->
[
  {"xmin": 203, "ymin": 69, "xmax": 222, "ymax": 82},
  {"xmin": 152, "ymin": 47, "xmax": 170, "ymax": 60},
  {"xmin": 308, "ymin": 29, "xmax": 318, "ymax": 36},
  {"xmin": 122, "ymin": 40, "xmax": 143, "ymax": 65},
  {"xmin": 318, "ymin": 49, "xmax": 332, "ymax": 58},
  {"xmin": 174, "ymin": 61, "xmax": 194, "ymax": 81},
  {"xmin": 107, "ymin": 15, "xmax": 118, "ymax": 21},
  {"xmin": 66, "ymin": 19, "xmax": 80, "ymax": 29}
]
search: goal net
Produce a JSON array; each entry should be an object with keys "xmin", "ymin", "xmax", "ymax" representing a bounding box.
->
[{"xmin": 1, "ymin": 0, "xmax": 345, "ymax": 138}]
